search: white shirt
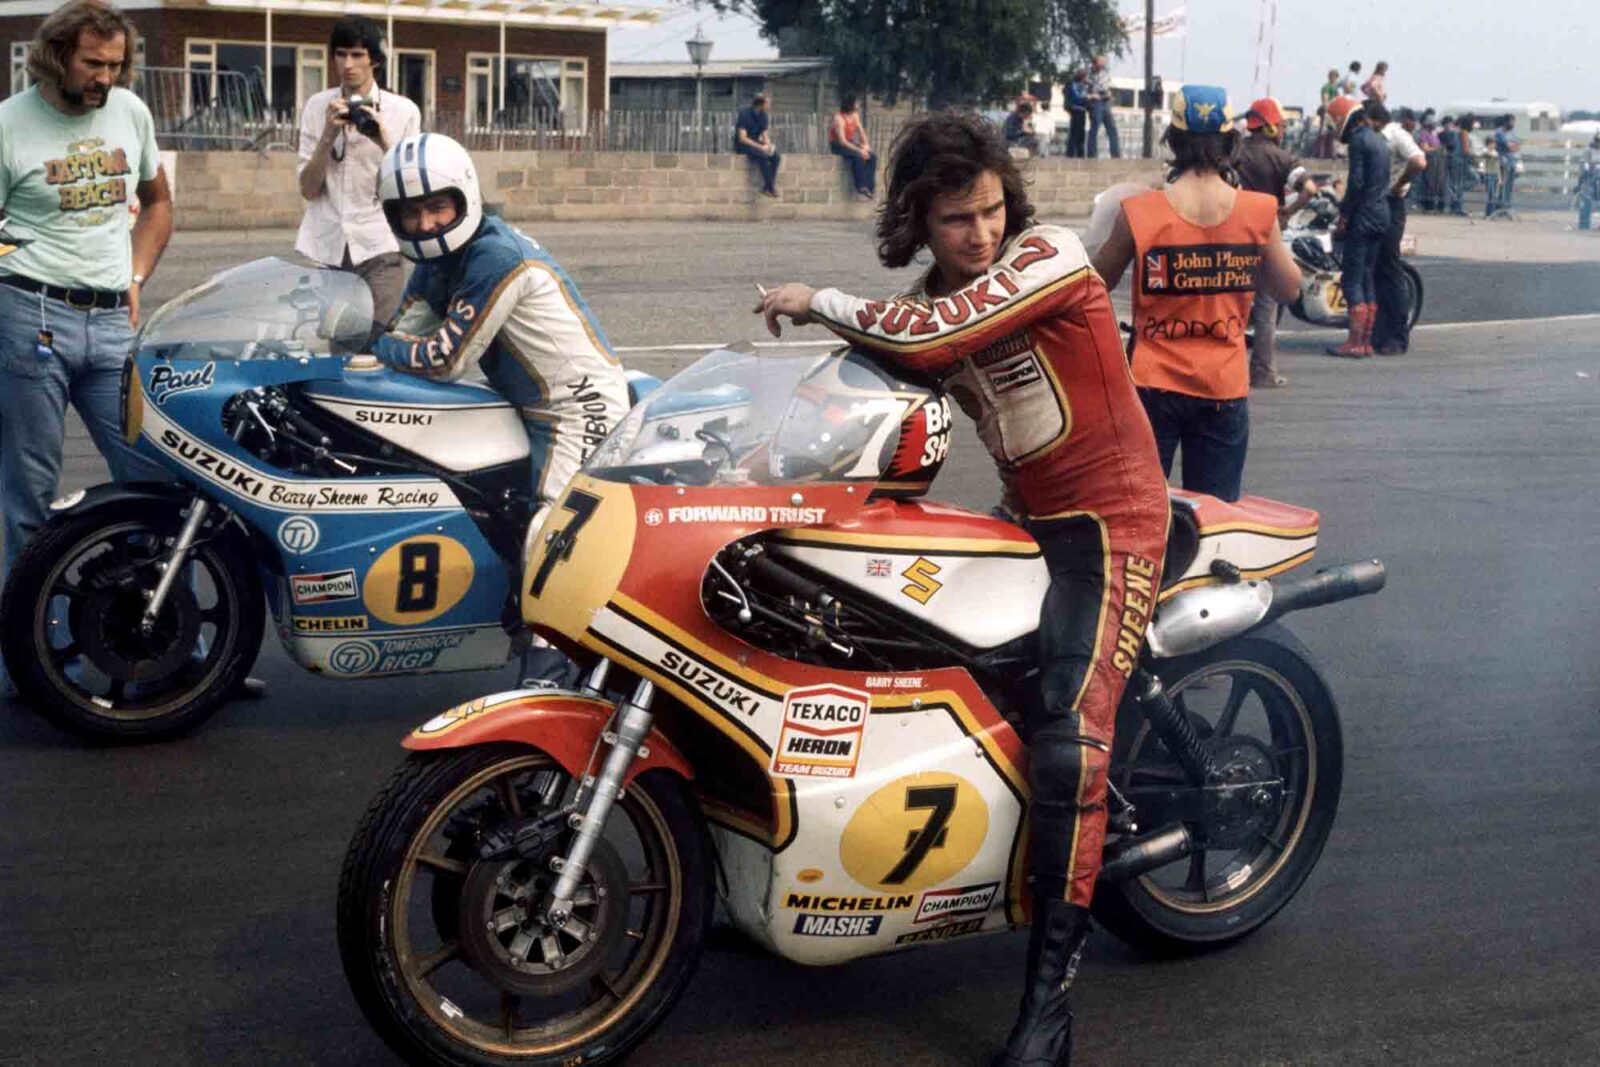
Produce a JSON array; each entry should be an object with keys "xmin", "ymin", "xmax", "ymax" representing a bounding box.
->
[
  {"xmin": 1381, "ymin": 123, "xmax": 1426, "ymax": 197},
  {"xmin": 295, "ymin": 85, "xmax": 421, "ymax": 266}
]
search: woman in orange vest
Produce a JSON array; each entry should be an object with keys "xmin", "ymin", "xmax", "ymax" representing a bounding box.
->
[{"xmin": 1092, "ymin": 86, "xmax": 1300, "ymax": 501}]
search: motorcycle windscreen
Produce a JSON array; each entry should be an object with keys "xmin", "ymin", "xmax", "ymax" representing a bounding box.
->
[
  {"xmin": 583, "ymin": 345, "xmax": 940, "ymax": 491},
  {"xmin": 137, "ymin": 257, "xmax": 374, "ymax": 359}
]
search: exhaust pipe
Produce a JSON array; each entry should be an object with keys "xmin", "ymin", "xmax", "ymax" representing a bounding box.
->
[
  {"xmin": 1263, "ymin": 559, "xmax": 1387, "ymax": 624},
  {"xmin": 1099, "ymin": 824, "xmax": 1193, "ymax": 884}
]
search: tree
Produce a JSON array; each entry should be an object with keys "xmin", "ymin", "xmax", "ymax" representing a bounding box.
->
[{"xmin": 708, "ymin": 0, "xmax": 1126, "ymax": 108}]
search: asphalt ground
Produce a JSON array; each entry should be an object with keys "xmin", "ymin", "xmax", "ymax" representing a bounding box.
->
[{"xmin": 3, "ymin": 217, "xmax": 1600, "ymax": 1065}]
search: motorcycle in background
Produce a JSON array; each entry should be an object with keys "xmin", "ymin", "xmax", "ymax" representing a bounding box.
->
[
  {"xmin": 337, "ymin": 345, "xmax": 1387, "ymax": 1066},
  {"xmin": 1277, "ymin": 189, "xmax": 1424, "ymax": 330}
]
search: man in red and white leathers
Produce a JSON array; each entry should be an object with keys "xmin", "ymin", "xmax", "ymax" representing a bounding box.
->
[{"xmin": 759, "ymin": 111, "xmax": 1168, "ymax": 1067}]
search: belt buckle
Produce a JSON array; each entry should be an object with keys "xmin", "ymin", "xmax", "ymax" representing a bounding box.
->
[{"xmin": 64, "ymin": 289, "xmax": 96, "ymax": 309}]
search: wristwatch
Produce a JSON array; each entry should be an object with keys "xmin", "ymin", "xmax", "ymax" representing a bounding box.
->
[{"xmin": 131, "ymin": 272, "xmax": 145, "ymax": 287}]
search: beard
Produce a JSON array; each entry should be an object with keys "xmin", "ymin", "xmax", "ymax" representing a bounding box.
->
[{"xmin": 62, "ymin": 83, "xmax": 111, "ymax": 109}]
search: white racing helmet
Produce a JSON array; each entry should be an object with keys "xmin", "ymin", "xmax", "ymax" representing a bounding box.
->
[{"xmin": 379, "ymin": 133, "xmax": 483, "ymax": 260}]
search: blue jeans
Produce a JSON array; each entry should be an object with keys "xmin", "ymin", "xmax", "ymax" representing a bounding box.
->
[
  {"xmin": 1087, "ymin": 101, "xmax": 1120, "ymax": 159},
  {"xmin": 1340, "ymin": 230, "xmax": 1383, "ymax": 305},
  {"xmin": 1483, "ymin": 170, "xmax": 1499, "ymax": 216},
  {"xmin": 830, "ymin": 143, "xmax": 876, "ymax": 195},
  {"xmin": 1138, "ymin": 388, "xmax": 1249, "ymax": 502},
  {"xmin": 736, "ymin": 143, "xmax": 781, "ymax": 193},
  {"xmin": 0, "ymin": 283, "xmax": 156, "ymax": 693},
  {"xmin": 1581, "ymin": 190, "xmax": 1594, "ymax": 231}
]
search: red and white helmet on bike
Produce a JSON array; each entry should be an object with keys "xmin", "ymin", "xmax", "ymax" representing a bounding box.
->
[
  {"xmin": 770, "ymin": 350, "xmax": 952, "ymax": 497},
  {"xmin": 379, "ymin": 133, "xmax": 483, "ymax": 261}
]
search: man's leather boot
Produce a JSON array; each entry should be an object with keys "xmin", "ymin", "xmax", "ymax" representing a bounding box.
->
[{"xmin": 994, "ymin": 896, "xmax": 1093, "ymax": 1066}]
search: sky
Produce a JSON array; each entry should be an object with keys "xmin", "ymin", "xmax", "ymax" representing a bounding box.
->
[{"xmin": 616, "ymin": 0, "xmax": 1600, "ymax": 113}]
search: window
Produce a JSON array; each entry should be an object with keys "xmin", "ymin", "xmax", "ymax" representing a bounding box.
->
[
  {"xmin": 186, "ymin": 38, "xmax": 328, "ymax": 124},
  {"xmin": 12, "ymin": 41, "xmax": 30, "ymax": 96},
  {"xmin": 391, "ymin": 48, "xmax": 433, "ymax": 120},
  {"xmin": 465, "ymin": 52, "xmax": 586, "ymax": 131}
]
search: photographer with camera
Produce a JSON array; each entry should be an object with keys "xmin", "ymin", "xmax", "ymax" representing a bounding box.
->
[{"xmin": 295, "ymin": 16, "xmax": 420, "ymax": 331}]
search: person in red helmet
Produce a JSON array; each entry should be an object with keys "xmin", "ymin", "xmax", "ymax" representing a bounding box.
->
[
  {"xmin": 1325, "ymin": 95, "xmax": 1390, "ymax": 358},
  {"xmin": 1237, "ymin": 97, "xmax": 1316, "ymax": 387}
]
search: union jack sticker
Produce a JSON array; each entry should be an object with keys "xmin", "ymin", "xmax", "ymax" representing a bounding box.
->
[
  {"xmin": 1145, "ymin": 253, "xmax": 1168, "ymax": 290},
  {"xmin": 866, "ymin": 558, "xmax": 893, "ymax": 577}
]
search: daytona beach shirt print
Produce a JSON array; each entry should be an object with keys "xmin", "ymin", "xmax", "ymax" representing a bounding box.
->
[{"xmin": 0, "ymin": 85, "xmax": 158, "ymax": 291}]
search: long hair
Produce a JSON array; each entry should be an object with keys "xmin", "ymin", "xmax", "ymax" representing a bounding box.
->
[
  {"xmin": 27, "ymin": 0, "xmax": 138, "ymax": 91},
  {"xmin": 329, "ymin": 15, "xmax": 386, "ymax": 76},
  {"xmin": 876, "ymin": 110, "xmax": 1034, "ymax": 270},
  {"xmin": 1162, "ymin": 126, "xmax": 1242, "ymax": 185}
]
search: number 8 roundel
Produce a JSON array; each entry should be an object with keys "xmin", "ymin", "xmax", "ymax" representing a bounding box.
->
[{"xmin": 362, "ymin": 535, "xmax": 475, "ymax": 626}]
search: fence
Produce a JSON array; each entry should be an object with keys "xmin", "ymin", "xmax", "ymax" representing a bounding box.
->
[{"xmin": 133, "ymin": 66, "xmax": 286, "ymax": 151}]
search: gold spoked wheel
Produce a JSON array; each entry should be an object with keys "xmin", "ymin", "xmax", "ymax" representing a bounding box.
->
[
  {"xmin": 1097, "ymin": 624, "xmax": 1344, "ymax": 952},
  {"xmin": 339, "ymin": 744, "xmax": 714, "ymax": 1066}
]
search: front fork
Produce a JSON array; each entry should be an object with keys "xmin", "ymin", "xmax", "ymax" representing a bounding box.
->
[{"xmin": 544, "ymin": 660, "xmax": 656, "ymax": 930}]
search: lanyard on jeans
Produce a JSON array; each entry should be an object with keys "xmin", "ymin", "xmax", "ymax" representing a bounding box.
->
[{"xmin": 35, "ymin": 290, "xmax": 54, "ymax": 360}]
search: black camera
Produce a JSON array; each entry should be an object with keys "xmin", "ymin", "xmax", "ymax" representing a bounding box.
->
[{"xmin": 344, "ymin": 95, "xmax": 381, "ymax": 139}]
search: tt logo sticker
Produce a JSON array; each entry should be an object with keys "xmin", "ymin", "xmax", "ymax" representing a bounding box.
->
[{"xmin": 900, "ymin": 557, "xmax": 943, "ymax": 605}]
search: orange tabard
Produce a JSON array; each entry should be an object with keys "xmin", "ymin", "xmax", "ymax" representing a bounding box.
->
[{"xmin": 1124, "ymin": 188, "xmax": 1278, "ymax": 400}]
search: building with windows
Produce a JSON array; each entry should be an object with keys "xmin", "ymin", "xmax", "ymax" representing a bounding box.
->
[
  {"xmin": 1, "ymin": 0, "xmax": 656, "ymax": 133},
  {"xmin": 608, "ymin": 57, "xmax": 835, "ymax": 115}
]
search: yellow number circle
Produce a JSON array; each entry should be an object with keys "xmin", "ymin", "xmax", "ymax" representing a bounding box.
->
[
  {"xmin": 839, "ymin": 772, "xmax": 989, "ymax": 893},
  {"xmin": 362, "ymin": 535, "xmax": 475, "ymax": 626}
]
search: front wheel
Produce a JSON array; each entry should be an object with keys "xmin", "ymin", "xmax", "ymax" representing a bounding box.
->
[
  {"xmin": 337, "ymin": 745, "xmax": 714, "ymax": 1066},
  {"xmin": 1095, "ymin": 623, "xmax": 1343, "ymax": 953},
  {"xmin": 1403, "ymin": 263, "xmax": 1425, "ymax": 328},
  {"xmin": 0, "ymin": 499, "xmax": 264, "ymax": 742}
]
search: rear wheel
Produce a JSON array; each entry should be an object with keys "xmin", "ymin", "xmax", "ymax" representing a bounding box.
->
[
  {"xmin": 0, "ymin": 500, "xmax": 263, "ymax": 742},
  {"xmin": 337, "ymin": 745, "xmax": 714, "ymax": 1066},
  {"xmin": 1403, "ymin": 263, "xmax": 1425, "ymax": 328},
  {"xmin": 1095, "ymin": 624, "xmax": 1343, "ymax": 953}
]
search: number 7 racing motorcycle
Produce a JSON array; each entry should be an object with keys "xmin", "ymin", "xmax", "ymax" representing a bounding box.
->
[
  {"xmin": 337, "ymin": 345, "xmax": 1386, "ymax": 1066},
  {"xmin": 0, "ymin": 258, "xmax": 656, "ymax": 742}
]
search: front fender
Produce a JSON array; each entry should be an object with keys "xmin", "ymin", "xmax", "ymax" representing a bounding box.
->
[
  {"xmin": 45, "ymin": 479, "xmax": 190, "ymax": 519},
  {"xmin": 404, "ymin": 688, "xmax": 695, "ymax": 785}
]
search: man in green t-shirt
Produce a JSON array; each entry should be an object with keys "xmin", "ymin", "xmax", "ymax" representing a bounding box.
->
[
  {"xmin": 0, "ymin": 0, "xmax": 173, "ymax": 699},
  {"xmin": 1316, "ymin": 68, "xmax": 1342, "ymax": 157}
]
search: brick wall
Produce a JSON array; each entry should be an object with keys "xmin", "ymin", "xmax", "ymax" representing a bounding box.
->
[{"xmin": 172, "ymin": 151, "xmax": 1163, "ymax": 230}]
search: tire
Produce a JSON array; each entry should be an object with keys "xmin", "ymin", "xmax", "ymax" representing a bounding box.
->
[
  {"xmin": 1094, "ymin": 623, "xmax": 1343, "ymax": 954},
  {"xmin": 338, "ymin": 745, "xmax": 714, "ymax": 1067},
  {"xmin": 1403, "ymin": 264, "xmax": 1425, "ymax": 328},
  {"xmin": 0, "ymin": 499, "xmax": 264, "ymax": 742}
]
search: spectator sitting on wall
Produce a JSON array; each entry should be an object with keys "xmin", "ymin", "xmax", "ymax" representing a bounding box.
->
[
  {"xmin": 1004, "ymin": 97, "xmax": 1042, "ymax": 157},
  {"xmin": 735, "ymin": 92, "xmax": 781, "ymax": 199},
  {"xmin": 1342, "ymin": 60, "xmax": 1362, "ymax": 95},
  {"xmin": 829, "ymin": 95, "xmax": 877, "ymax": 200},
  {"xmin": 296, "ymin": 15, "xmax": 420, "ymax": 334}
]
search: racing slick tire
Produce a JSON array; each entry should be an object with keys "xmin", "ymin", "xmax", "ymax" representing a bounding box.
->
[
  {"xmin": 1, "ymin": 499, "xmax": 264, "ymax": 742},
  {"xmin": 337, "ymin": 744, "xmax": 714, "ymax": 1066},
  {"xmin": 1096, "ymin": 623, "xmax": 1343, "ymax": 954}
]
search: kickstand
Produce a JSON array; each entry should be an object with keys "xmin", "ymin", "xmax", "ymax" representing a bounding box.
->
[{"xmin": 1106, "ymin": 779, "xmax": 1138, "ymax": 834}]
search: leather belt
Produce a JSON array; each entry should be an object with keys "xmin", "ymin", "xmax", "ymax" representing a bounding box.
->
[{"xmin": 0, "ymin": 272, "xmax": 128, "ymax": 310}]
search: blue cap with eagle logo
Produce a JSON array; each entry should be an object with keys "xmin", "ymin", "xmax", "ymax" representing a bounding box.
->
[{"xmin": 1170, "ymin": 85, "xmax": 1234, "ymax": 133}]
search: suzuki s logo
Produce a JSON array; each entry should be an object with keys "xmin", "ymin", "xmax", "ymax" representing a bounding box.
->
[
  {"xmin": 900, "ymin": 557, "xmax": 944, "ymax": 605},
  {"xmin": 277, "ymin": 515, "xmax": 320, "ymax": 554}
]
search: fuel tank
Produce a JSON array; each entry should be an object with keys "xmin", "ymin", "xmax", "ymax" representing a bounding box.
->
[
  {"xmin": 766, "ymin": 500, "xmax": 1047, "ymax": 650},
  {"xmin": 304, "ymin": 369, "xmax": 529, "ymax": 473}
]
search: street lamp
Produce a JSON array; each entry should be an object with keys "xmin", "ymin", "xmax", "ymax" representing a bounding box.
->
[{"xmin": 686, "ymin": 24, "xmax": 713, "ymax": 145}]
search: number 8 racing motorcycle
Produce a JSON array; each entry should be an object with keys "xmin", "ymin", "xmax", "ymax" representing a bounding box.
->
[
  {"xmin": 337, "ymin": 345, "xmax": 1386, "ymax": 1066},
  {"xmin": 0, "ymin": 258, "xmax": 656, "ymax": 742}
]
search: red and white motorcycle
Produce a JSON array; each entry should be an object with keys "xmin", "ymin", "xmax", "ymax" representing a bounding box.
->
[{"xmin": 337, "ymin": 345, "xmax": 1385, "ymax": 1065}]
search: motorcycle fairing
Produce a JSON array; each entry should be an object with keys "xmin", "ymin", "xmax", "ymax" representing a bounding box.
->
[
  {"xmin": 127, "ymin": 357, "xmax": 518, "ymax": 678},
  {"xmin": 1162, "ymin": 491, "xmax": 1319, "ymax": 597},
  {"xmin": 403, "ymin": 688, "xmax": 693, "ymax": 786},
  {"xmin": 525, "ymin": 476, "xmax": 1042, "ymax": 965}
]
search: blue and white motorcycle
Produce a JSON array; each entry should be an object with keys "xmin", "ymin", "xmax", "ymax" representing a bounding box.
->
[{"xmin": 1, "ymin": 258, "xmax": 655, "ymax": 742}]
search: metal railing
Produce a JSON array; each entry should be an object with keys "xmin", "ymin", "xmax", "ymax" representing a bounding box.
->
[
  {"xmin": 132, "ymin": 65, "xmax": 289, "ymax": 151},
  {"xmin": 430, "ymin": 108, "xmax": 910, "ymax": 156}
]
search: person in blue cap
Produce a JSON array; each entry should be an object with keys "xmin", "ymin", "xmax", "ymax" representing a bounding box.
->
[{"xmin": 1093, "ymin": 86, "xmax": 1301, "ymax": 503}]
